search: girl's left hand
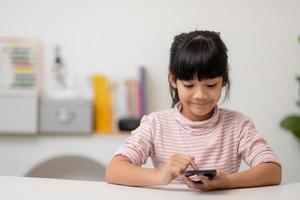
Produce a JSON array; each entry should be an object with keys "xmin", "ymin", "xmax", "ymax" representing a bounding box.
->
[{"xmin": 182, "ymin": 170, "xmax": 230, "ymax": 191}]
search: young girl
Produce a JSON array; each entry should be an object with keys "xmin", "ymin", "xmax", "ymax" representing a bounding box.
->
[{"xmin": 105, "ymin": 30, "xmax": 282, "ymax": 191}]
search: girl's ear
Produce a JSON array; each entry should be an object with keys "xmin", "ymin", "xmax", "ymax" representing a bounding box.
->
[
  {"xmin": 222, "ymin": 77, "xmax": 227, "ymax": 87},
  {"xmin": 169, "ymin": 74, "xmax": 177, "ymax": 88}
]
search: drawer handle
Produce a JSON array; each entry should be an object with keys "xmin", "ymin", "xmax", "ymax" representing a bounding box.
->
[{"xmin": 55, "ymin": 108, "xmax": 75, "ymax": 124}]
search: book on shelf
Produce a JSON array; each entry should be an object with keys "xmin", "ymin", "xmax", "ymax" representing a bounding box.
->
[
  {"xmin": 138, "ymin": 66, "xmax": 146, "ymax": 118},
  {"xmin": 92, "ymin": 75, "xmax": 113, "ymax": 133}
]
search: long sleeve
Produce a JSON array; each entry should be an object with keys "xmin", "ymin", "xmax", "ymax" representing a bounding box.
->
[
  {"xmin": 114, "ymin": 115, "xmax": 154, "ymax": 166},
  {"xmin": 237, "ymin": 118, "xmax": 281, "ymax": 167}
]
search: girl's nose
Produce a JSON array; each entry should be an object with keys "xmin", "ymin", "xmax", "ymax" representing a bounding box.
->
[{"xmin": 194, "ymin": 89, "xmax": 208, "ymax": 99}]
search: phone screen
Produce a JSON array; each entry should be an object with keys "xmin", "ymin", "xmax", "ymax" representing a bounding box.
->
[{"xmin": 185, "ymin": 169, "xmax": 216, "ymax": 179}]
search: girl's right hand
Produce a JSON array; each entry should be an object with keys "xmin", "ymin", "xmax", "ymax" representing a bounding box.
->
[{"xmin": 156, "ymin": 153, "xmax": 198, "ymax": 185}]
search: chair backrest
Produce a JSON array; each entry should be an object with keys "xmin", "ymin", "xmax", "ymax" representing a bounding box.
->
[{"xmin": 25, "ymin": 155, "xmax": 105, "ymax": 181}]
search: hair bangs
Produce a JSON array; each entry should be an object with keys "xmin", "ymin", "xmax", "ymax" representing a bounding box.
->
[{"xmin": 172, "ymin": 38, "xmax": 227, "ymax": 81}]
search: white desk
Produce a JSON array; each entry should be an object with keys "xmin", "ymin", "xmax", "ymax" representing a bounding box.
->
[{"xmin": 0, "ymin": 176, "xmax": 299, "ymax": 200}]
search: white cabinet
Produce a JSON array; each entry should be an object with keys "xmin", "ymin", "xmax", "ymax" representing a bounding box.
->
[
  {"xmin": 0, "ymin": 90, "xmax": 38, "ymax": 134},
  {"xmin": 0, "ymin": 134, "xmax": 128, "ymax": 181}
]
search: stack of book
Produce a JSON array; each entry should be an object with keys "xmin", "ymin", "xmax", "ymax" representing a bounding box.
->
[
  {"xmin": 92, "ymin": 67, "xmax": 147, "ymax": 133},
  {"xmin": 113, "ymin": 67, "xmax": 147, "ymax": 119}
]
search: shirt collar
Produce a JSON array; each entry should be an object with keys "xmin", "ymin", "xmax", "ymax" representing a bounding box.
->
[{"xmin": 174, "ymin": 102, "xmax": 220, "ymax": 135}]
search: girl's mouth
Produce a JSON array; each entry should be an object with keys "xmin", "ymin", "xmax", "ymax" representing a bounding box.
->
[{"xmin": 191, "ymin": 101, "xmax": 210, "ymax": 107}]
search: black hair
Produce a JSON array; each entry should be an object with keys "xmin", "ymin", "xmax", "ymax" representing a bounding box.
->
[{"xmin": 169, "ymin": 30, "xmax": 230, "ymax": 107}]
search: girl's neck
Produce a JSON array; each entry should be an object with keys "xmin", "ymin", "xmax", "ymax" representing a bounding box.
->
[{"xmin": 179, "ymin": 104, "xmax": 215, "ymax": 122}]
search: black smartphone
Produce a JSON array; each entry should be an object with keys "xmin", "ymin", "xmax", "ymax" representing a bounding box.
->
[{"xmin": 185, "ymin": 169, "xmax": 216, "ymax": 182}]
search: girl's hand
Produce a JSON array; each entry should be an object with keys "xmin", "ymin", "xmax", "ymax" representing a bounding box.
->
[
  {"xmin": 182, "ymin": 170, "xmax": 230, "ymax": 191},
  {"xmin": 157, "ymin": 153, "xmax": 198, "ymax": 185}
]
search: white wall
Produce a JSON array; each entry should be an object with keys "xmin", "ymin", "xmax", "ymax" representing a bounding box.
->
[{"xmin": 0, "ymin": 0, "xmax": 300, "ymax": 183}]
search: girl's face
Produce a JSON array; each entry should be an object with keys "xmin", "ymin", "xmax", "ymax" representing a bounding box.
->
[{"xmin": 170, "ymin": 76, "xmax": 223, "ymax": 121}]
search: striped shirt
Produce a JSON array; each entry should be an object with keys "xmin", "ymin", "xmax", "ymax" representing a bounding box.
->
[{"xmin": 114, "ymin": 103, "xmax": 280, "ymax": 183}]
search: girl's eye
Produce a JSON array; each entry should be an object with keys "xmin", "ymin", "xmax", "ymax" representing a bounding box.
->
[
  {"xmin": 183, "ymin": 84, "xmax": 194, "ymax": 88},
  {"xmin": 207, "ymin": 84, "xmax": 217, "ymax": 88}
]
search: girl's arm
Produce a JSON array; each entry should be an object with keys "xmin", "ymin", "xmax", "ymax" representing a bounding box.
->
[
  {"xmin": 183, "ymin": 162, "xmax": 281, "ymax": 191},
  {"xmin": 106, "ymin": 154, "xmax": 198, "ymax": 187},
  {"xmin": 105, "ymin": 155, "xmax": 162, "ymax": 186},
  {"xmin": 226, "ymin": 162, "xmax": 282, "ymax": 188}
]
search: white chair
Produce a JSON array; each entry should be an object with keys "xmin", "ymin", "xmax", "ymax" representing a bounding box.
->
[{"xmin": 25, "ymin": 155, "xmax": 105, "ymax": 181}]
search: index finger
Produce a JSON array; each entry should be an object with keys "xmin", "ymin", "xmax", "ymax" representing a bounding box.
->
[{"xmin": 189, "ymin": 159, "xmax": 198, "ymax": 170}]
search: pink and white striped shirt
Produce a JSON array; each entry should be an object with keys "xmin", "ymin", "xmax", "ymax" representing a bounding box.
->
[{"xmin": 115, "ymin": 103, "xmax": 280, "ymax": 182}]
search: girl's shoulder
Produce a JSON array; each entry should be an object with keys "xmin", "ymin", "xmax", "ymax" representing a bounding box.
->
[
  {"xmin": 145, "ymin": 107, "xmax": 174, "ymax": 118},
  {"xmin": 218, "ymin": 107, "xmax": 251, "ymax": 123},
  {"xmin": 141, "ymin": 107, "xmax": 175, "ymax": 123}
]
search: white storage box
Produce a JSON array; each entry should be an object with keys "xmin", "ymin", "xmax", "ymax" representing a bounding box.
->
[
  {"xmin": 0, "ymin": 90, "xmax": 38, "ymax": 134},
  {"xmin": 39, "ymin": 96, "xmax": 93, "ymax": 134}
]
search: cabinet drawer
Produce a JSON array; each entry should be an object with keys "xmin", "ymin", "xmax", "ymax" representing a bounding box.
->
[
  {"xmin": 0, "ymin": 90, "xmax": 38, "ymax": 134},
  {"xmin": 40, "ymin": 97, "xmax": 93, "ymax": 134}
]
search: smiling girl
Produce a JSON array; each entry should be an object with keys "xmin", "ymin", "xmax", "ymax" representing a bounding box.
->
[{"xmin": 105, "ymin": 30, "xmax": 281, "ymax": 191}]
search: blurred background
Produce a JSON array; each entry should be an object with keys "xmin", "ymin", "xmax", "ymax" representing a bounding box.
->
[{"xmin": 0, "ymin": 0, "xmax": 299, "ymax": 183}]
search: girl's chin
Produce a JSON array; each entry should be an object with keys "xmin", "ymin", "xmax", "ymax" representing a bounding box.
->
[
  {"xmin": 191, "ymin": 106, "xmax": 211, "ymax": 113},
  {"xmin": 191, "ymin": 108, "xmax": 213, "ymax": 119}
]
